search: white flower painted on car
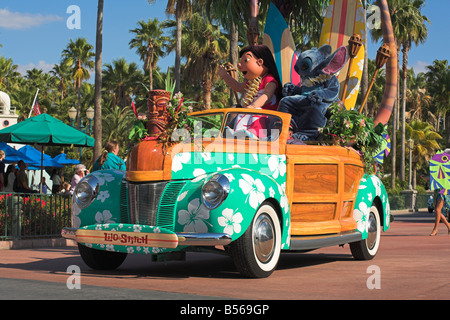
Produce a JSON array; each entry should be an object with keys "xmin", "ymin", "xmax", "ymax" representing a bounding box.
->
[
  {"xmin": 177, "ymin": 198, "xmax": 210, "ymax": 232},
  {"xmin": 95, "ymin": 172, "xmax": 115, "ymax": 186},
  {"xmin": 239, "ymin": 173, "xmax": 266, "ymax": 209},
  {"xmin": 280, "ymin": 194, "xmax": 289, "ymax": 214},
  {"xmin": 72, "ymin": 202, "xmax": 81, "ymax": 228},
  {"xmin": 97, "ymin": 190, "xmax": 110, "ymax": 203},
  {"xmin": 385, "ymin": 201, "xmax": 391, "ymax": 227},
  {"xmin": 268, "ymin": 155, "xmax": 286, "ymax": 179},
  {"xmin": 371, "ymin": 175, "xmax": 382, "ymax": 196},
  {"xmin": 178, "ymin": 190, "xmax": 188, "ymax": 202},
  {"xmin": 201, "ymin": 152, "xmax": 212, "ymax": 162},
  {"xmin": 223, "ymin": 173, "xmax": 235, "ymax": 182},
  {"xmin": 193, "ymin": 168, "xmax": 206, "ymax": 177},
  {"xmin": 218, "ymin": 208, "xmax": 243, "ymax": 235},
  {"xmin": 172, "ymin": 152, "xmax": 191, "ymax": 172},
  {"xmin": 354, "ymin": 202, "xmax": 370, "ymax": 233},
  {"xmin": 269, "ymin": 187, "xmax": 275, "ymax": 198},
  {"xmin": 95, "ymin": 210, "xmax": 115, "ymax": 224}
]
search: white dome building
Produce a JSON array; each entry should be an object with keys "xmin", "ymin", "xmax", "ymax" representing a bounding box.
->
[{"xmin": 0, "ymin": 91, "xmax": 18, "ymax": 128}]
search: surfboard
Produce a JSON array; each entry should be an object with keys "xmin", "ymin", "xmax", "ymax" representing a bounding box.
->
[
  {"xmin": 319, "ymin": 0, "xmax": 366, "ymax": 110},
  {"xmin": 263, "ymin": 3, "xmax": 301, "ymax": 87}
]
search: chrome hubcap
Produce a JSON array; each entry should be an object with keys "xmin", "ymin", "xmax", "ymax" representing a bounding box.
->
[
  {"xmin": 254, "ymin": 214, "xmax": 275, "ymax": 263},
  {"xmin": 367, "ymin": 212, "xmax": 378, "ymax": 250}
]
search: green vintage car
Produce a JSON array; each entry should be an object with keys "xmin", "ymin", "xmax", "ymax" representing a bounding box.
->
[{"xmin": 62, "ymin": 108, "xmax": 391, "ymax": 278}]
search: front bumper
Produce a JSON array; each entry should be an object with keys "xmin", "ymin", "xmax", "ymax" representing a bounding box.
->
[{"xmin": 62, "ymin": 225, "xmax": 232, "ymax": 248}]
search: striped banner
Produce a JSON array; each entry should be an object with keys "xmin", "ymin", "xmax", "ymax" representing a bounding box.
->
[{"xmin": 319, "ymin": 0, "xmax": 366, "ymax": 110}]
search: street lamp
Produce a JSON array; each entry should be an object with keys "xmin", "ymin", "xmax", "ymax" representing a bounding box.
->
[
  {"xmin": 68, "ymin": 107, "xmax": 94, "ymax": 135},
  {"xmin": 68, "ymin": 107, "xmax": 95, "ymax": 159},
  {"xmin": 408, "ymin": 138, "xmax": 414, "ymax": 190}
]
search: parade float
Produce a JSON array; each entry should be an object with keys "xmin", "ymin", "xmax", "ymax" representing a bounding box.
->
[{"xmin": 62, "ymin": 0, "xmax": 397, "ymax": 278}]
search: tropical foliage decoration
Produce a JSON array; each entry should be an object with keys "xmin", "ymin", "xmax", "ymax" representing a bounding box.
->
[{"xmin": 321, "ymin": 103, "xmax": 387, "ymax": 174}]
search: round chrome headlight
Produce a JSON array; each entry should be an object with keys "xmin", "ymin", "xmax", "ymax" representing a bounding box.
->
[
  {"xmin": 74, "ymin": 175, "xmax": 99, "ymax": 209},
  {"xmin": 201, "ymin": 174, "xmax": 230, "ymax": 210}
]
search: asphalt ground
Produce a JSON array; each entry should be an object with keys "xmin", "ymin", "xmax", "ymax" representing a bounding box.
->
[{"xmin": 0, "ymin": 209, "xmax": 449, "ymax": 303}]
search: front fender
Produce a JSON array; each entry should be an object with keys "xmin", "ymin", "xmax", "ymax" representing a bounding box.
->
[
  {"xmin": 354, "ymin": 174, "xmax": 391, "ymax": 239},
  {"xmin": 72, "ymin": 169, "xmax": 126, "ymax": 229},
  {"xmin": 174, "ymin": 168, "xmax": 290, "ymax": 249}
]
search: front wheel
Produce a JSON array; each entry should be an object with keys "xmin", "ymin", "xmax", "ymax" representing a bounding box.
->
[
  {"xmin": 78, "ymin": 244, "xmax": 127, "ymax": 270},
  {"xmin": 350, "ymin": 205, "xmax": 381, "ymax": 260},
  {"xmin": 229, "ymin": 202, "xmax": 281, "ymax": 278}
]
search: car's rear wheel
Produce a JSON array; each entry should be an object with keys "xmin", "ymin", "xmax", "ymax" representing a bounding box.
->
[
  {"xmin": 350, "ymin": 205, "xmax": 381, "ymax": 260},
  {"xmin": 229, "ymin": 202, "xmax": 281, "ymax": 278},
  {"xmin": 78, "ymin": 244, "xmax": 127, "ymax": 270}
]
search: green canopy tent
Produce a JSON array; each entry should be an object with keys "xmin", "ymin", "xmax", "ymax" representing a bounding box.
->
[{"xmin": 0, "ymin": 114, "xmax": 95, "ymax": 193}]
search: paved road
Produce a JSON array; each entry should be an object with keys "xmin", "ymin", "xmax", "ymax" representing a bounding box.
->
[{"xmin": 1, "ymin": 210, "xmax": 449, "ymax": 301}]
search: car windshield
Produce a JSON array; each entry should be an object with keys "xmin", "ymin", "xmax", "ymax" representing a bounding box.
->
[
  {"xmin": 189, "ymin": 111, "xmax": 283, "ymax": 142},
  {"xmin": 190, "ymin": 113, "xmax": 224, "ymax": 139},
  {"xmin": 224, "ymin": 112, "xmax": 282, "ymax": 141}
]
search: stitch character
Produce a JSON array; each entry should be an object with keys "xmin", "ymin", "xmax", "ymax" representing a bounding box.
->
[{"xmin": 278, "ymin": 44, "xmax": 348, "ymax": 141}]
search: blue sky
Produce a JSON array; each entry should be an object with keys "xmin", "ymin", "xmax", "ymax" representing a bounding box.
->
[{"xmin": 0, "ymin": 0, "xmax": 448, "ymax": 79}]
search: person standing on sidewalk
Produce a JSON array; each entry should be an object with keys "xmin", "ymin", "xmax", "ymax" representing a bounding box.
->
[
  {"xmin": 430, "ymin": 190, "xmax": 450, "ymax": 236},
  {"xmin": 92, "ymin": 140, "xmax": 126, "ymax": 172}
]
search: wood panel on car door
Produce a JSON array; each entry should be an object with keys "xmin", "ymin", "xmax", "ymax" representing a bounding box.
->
[{"xmin": 285, "ymin": 147, "xmax": 364, "ymax": 236}]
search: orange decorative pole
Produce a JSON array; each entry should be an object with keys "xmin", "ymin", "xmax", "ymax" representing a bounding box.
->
[
  {"xmin": 342, "ymin": 34, "xmax": 362, "ymax": 104},
  {"xmin": 359, "ymin": 43, "xmax": 391, "ymax": 114}
]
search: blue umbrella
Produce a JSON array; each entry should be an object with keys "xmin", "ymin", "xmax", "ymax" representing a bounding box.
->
[
  {"xmin": 19, "ymin": 145, "xmax": 63, "ymax": 169},
  {"xmin": 0, "ymin": 142, "xmax": 35, "ymax": 164},
  {"xmin": 52, "ymin": 153, "xmax": 80, "ymax": 165}
]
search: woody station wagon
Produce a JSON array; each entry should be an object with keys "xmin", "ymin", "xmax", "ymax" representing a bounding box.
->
[
  {"xmin": 62, "ymin": 108, "xmax": 391, "ymax": 278},
  {"xmin": 62, "ymin": 0, "xmax": 400, "ymax": 278}
]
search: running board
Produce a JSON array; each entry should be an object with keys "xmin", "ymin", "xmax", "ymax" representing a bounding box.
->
[{"xmin": 289, "ymin": 231, "xmax": 362, "ymax": 251}]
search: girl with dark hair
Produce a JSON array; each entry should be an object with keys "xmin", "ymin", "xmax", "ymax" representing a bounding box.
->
[
  {"xmin": 218, "ymin": 45, "xmax": 281, "ymax": 137},
  {"xmin": 219, "ymin": 44, "xmax": 281, "ymax": 110}
]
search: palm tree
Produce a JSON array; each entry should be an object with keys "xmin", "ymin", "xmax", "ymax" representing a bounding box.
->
[
  {"xmin": 365, "ymin": 58, "xmax": 386, "ymax": 118},
  {"xmin": 0, "ymin": 56, "xmax": 20, "ymax": 91},
  {"xmin": 164, "ymin": 0, "xmax": 192, "ymax": 93},
  {"xmin": 94, "ymin": 0, "xmax": 104, "ymax": 164},
  {"xmin": 179, "ymin": 12, "xmax": 229, "ymax": 109},
  {"xmin": 103, "ymin": 58, "xmax": 142, "ymax": 109},
  {"xmin": 398, "ymin": 0, "xmax": 429, "ymax": 181},
  {"xmin": 61, "ymin": 38, "xmax": 95, "ymax": 129},
  {"xmin": 406, "ymin": 120, "xmax": 441, "ymax": 188},
  {"xmin": 425, "ymin": 60, "xmax": 450, "ymax": 135},
  {"xmin": 129, "ymin": 18, "xmax": 169, "ymax": 91},
  {"xmin": 102, "ymin": 104, "xmax": 135, "ymax": 151},
  {"xmin": 370, "ymin": 0, "xmax": 429, "ymax": 182},
  {"xmin": 50, "ymin": 62, "xmax": 71, "ymax": 105},
  {"xmin": 405, "ymin": 87, "xmax": 431, "ymax": 121}
]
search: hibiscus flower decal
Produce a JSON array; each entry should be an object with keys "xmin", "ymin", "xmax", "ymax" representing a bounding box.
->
[
  {"xmin": 177, "ymin": 198, "xmax": 210, "ymax": 232},
  {"xmin": 218, "ymin": 208, "xmax": 243, "ymax": 235},
  {"xmin": 353, "ymin": 202, "xmax": 370, "ymax": 233},
  {"xmin": 239, "ymin": 173, "xmax": 266, "ymax": 209},
  {"xmin": 267, "ymin": 155, "xmax": 286, "ymax": 179},
  {"xmin": 95, "ymin": 210, "xmax": 115, "ymax": 225}
]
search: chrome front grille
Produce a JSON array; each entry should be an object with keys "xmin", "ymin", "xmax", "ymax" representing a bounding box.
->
[
  {"xmin": 128, "ymin": 181, "xmax": 168, "ymax": 226},
  {"xmin": 127, "ymin": 181, "xmax": 187, "ymax": 231},
  {"xmin": 157, "ymin": 181, "xmax": 186, "ymax": 230}
]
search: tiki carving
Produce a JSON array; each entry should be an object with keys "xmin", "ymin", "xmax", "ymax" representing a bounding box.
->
[{"xmin": 147, "ymin": 89, "xmax": 171, "ymax": 137}]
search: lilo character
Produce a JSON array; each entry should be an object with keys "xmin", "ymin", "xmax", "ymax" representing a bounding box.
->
[{"xmin": 218, "ymin": 45, "xmax": 282, "ymax": 138}]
